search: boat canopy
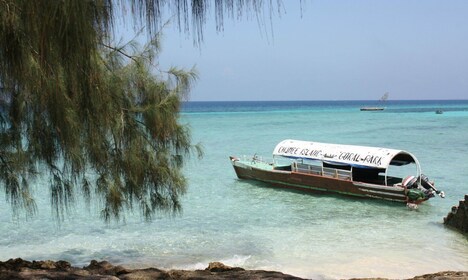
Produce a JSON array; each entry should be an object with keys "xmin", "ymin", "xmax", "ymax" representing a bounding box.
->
[{"xmin": 273, "ymin": 139, "xmax": 419, "ymax": 170}]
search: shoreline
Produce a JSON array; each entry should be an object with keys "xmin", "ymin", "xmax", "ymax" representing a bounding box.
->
[{"xmin": 1, "ymin": 259, "xmax": 467, "ymax": 280}]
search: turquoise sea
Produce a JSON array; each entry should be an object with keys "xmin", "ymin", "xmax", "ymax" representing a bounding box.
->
[{"xmin": 1, "ymin": 100, "xmax": 467, "ymax": 279}]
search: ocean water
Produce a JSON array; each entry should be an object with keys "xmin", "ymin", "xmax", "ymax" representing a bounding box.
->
[{"xmin": 1, "ymin": 100, "xmax": 467, "ymax": 279}]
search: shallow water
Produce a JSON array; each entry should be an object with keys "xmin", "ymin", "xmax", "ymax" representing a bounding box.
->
[{"xmin": 1, "ymin": 100, "xmax": 467, "ymax": 279}]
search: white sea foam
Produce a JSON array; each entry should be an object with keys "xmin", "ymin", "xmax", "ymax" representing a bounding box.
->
[{"xmin": 218, "ymin": 255, "xmax": 251, "ymax": 267}]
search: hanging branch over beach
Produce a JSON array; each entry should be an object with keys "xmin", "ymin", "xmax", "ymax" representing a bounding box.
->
[{"xmin": 0, "ymin": 0, "xmax": 288, "ymax": 222}]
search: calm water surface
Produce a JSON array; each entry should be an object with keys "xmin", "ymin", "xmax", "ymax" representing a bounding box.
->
[{"xmin": 1, "ymin": 100, "xmax": 467, "ymax": 279}]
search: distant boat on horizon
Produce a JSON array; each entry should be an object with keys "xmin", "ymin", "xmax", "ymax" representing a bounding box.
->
[
  {"xmin": 360, "ymin": 92, "xmax": 388, "ymax": 111},
  {"xmin": 360, "ymin": 107, "xmax": 385, "ymax": 111}
]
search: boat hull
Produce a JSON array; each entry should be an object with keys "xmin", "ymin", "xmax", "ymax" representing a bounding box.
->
[
  {"xmin": 360, "ymin": 107, "xmax": 384, "ymax": 111},
  {"xmin": 230, "ymin": 157, "xmax": 408, "ymax": 203}
]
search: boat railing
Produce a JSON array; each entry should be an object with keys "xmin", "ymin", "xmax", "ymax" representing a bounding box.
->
[
  {"xmin": 337, "ymin": 169, "xmax": 353, "ymax": 180},
  {"xmin": 241, "ymin": 154, "xmax": 273, "ymax": 165},
  {"xmin": 242, "ymin": 154, "xmax": 267, "ymax": 164},
  {"xmin": 293, "ymin": 163, "xmax": 352, "ymax": 180},
  {"xmin": 323, "ymin": 167, "xmax": 352, "ymax": 180},
  {"xmin": 294, "ymin": 163, "xmax": 322, "ymax": 175},
  {"xmin": 322, "ymin": 167, "xmax": 336, "ymax": 177}
]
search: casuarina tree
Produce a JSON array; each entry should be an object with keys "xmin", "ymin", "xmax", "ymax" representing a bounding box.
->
[{"xmin": 0, "ymin": 0, "xmax": 285, "ymax": 222}]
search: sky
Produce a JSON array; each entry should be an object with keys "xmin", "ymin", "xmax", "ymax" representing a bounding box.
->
[{"xmin": 121, "ymin": 1, "xmax": 468, "ymax": 101}]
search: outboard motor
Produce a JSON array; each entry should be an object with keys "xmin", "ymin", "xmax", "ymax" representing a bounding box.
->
[
  {"xmin": 403, "ymin": 175, "xmax": 426, "ymax": 209},
  {"xmin": 420, "ymin": 174, "xmax": 434, "ymax": 189},
  {"xmin": 402, "ymin": 176, "xmax": 418, "ymax": 189},
  {"xmin": 419, "ymin": 174, "xmax": 445, "ymax": 198},
  {"xmin": 403, "ymin": 174, "xmax": 445, "ymax": 209}
]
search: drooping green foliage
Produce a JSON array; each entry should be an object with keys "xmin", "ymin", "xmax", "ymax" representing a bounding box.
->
[
  {"xmin": 0, "ymin": 0, "xmax": 201, "ymax": 222},
  {"xmin": 0, "ymin": 0, "xmax": 283, "ymax": 222}
]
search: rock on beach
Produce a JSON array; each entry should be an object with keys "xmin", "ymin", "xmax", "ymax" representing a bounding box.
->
[
  {"xmin": 0, "ymin": 259, "xmax": 303, "ymax": 280},
  {"xmin": 443, "ymin": 194, "xmax": 468, "ymax": 233},
  {"xmin": 1, "ymin": 258, "xmax": 467, "ymax": 280}
]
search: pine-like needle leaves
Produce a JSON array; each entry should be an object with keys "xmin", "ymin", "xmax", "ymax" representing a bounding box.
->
[
  {"xmin": 0, "ymin": 0, "xmax": 202, "ymax": 222},
  {"xmin": 0, "ymin": 0, "xmax": 282, "ymax": 222}
]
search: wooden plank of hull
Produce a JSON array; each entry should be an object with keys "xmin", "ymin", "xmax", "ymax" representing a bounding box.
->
[{"xmin": 232, "ymin": 164, "xmax": 407, "ymax": 203}]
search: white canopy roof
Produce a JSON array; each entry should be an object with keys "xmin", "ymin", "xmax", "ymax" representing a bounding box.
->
[{"xmin": 273, "ymin": 139, "xmax": 418, "ymax": 169}]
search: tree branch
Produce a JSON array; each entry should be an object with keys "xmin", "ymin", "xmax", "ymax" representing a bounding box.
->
[{"xmin": 101, "ymin": 43, "xmax": 139, "ymax": 64}]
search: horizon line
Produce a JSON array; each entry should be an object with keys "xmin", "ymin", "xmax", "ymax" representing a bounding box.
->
[{"xmin": 183, "ymin": 98, "xmax": 468, "ymax": 102}]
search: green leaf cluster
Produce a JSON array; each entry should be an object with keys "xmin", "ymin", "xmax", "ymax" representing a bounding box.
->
[{"xmin": 0, "ymin": 0, "xmax": 202, "ymax": 222}]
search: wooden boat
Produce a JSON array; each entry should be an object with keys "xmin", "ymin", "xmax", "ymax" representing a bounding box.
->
[{"xmin": 230, "ymin": 139, "xmax": 445, "ymax": 206}]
